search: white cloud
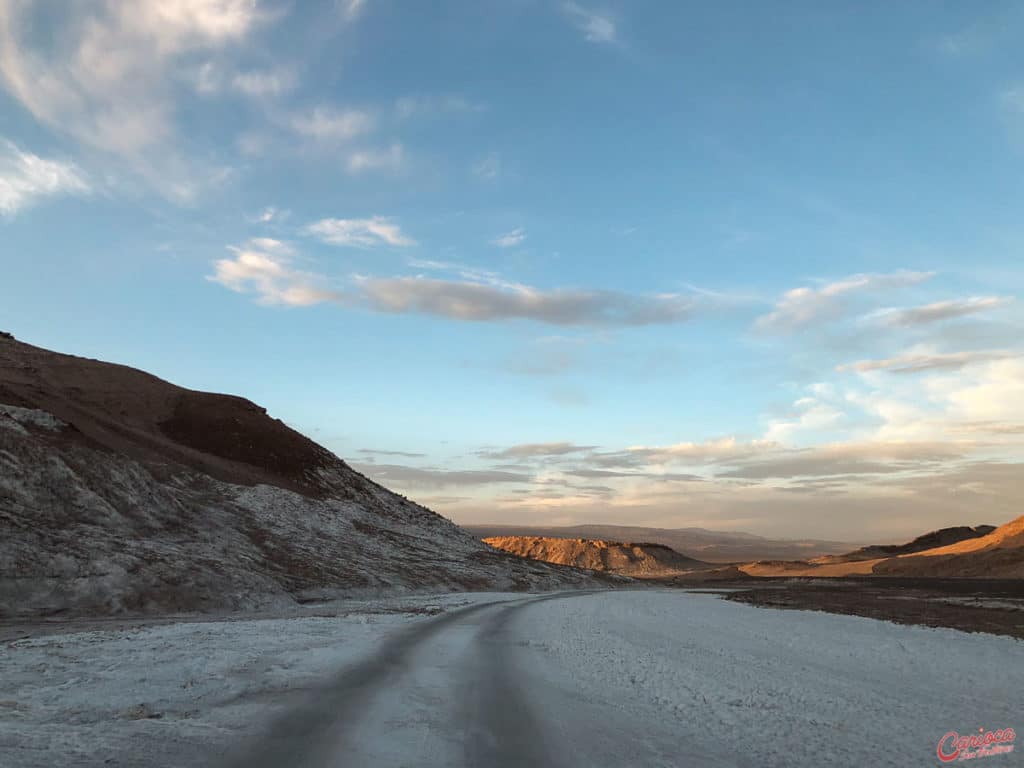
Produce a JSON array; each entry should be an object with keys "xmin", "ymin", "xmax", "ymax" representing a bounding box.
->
[
  {"xmin": 867, "ymin": 296, "xmax": 1013, "ymax": 326},
  {"xmin": 0, "ymin": 0, "xmax": 263, "ymax": 199},
  {"xmin": 563, "ymin": 2, "xmax": 616, "ymax": 43},
  {"xmin": 763, "ymin": 398, "xmax": 846, "ymax": 444},
  {"xmin": 291, "ymin": 107, "xmax": 375, "ymax": 142},
  {"xmin": 755, "ymin": 270, "xmax": 934, "ymax": 332},
  {"xmin": 840, "ymin": 354, "xmax": 1024, "ymax": 444},
  {"xmin": 346, "ymin": 143, "xmax": 404, "ymax": 173},
  {"xmin": 305, "ymin": 216, "xmax": 416, "ymax": 248},
  {"xmin": 208, "ymin": 238, "xmax": 339, "ymax": 306},
  {"xmin": 936, "ymin": 358, "xmax": 1024, "ymax": 424},
  {"xmin": 491, "ymin": 228, "xmax": 526, "ymax": 248},
  {"xmin": 0, "ymin": 140, "xmax": 90, "ymax": 215}
]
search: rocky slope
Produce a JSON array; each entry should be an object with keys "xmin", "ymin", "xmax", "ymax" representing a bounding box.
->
[
  {"xmin": 483, "ymin": 536, "xmax": 710, "ymax": 578},
  {"xmin": 0, "ymin": 336, "xmax": 605, "ymax": 618},
  {"xmin": 468, "ymin": 524, "xmax": 854, "ymax": 562}
]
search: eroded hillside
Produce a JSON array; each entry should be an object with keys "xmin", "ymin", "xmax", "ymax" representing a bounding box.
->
[{"xmin": 0, "ymin": 336, "xmax": 606, "ymax": 618}]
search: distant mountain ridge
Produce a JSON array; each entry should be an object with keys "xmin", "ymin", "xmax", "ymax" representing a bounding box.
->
[{"xmin": 468, "ymin": 524, "xmax": 857, "ymax": 563}]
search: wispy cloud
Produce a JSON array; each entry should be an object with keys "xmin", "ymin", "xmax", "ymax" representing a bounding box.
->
[
  {"xmin": 716, "ymin": 441, "xmax": 966, "ymax": 480},
  {"xmin": 590, "ymin": 437, "xmax": 776, "ymax": 469},
  {"xmin": 208, "ymin": 238, "xmax": 339, "ymax": 306},
  {"xmin": 0, "ymin": 140, "xmax": 90, "ymax": 215},
  {"xmin": 491, "ymin": 227, "xmax": 526, "ymax": 248},
  {"xmin": 473, "ymin": 152, "xmax": 501, "ymax": 180},
  {"xmin": 209, "ymin": 239, "xmax": 705, "ymax": 327},
  {"xmin": 0, "ymin": 0, "xmax": 264, "ymax": 199},
  {"xmin": 305, "ymin": 216, "xmax": 416, "ymax": 247},
  {"xmin": 231, "ymin": 67, "xmax": 297, "ymax": 97},
  {"xmin": 253, "ymin": 206, "xmax": 287, "ymax": 224},
  {"xmin": 354, "ymin": 463, "xmax": 531, "ymax": 488},
  {"xmin": 194, "ymin": 64, "xmax": 297, "ymax": 97},
  {"xmin": 478, "ymin": 442, "xmax": 597, "ymax": 460},
  {"xmin": 1000, "ymin": 85, "xmax": 1024, "ymax": 114},
  {"xmin": 339, "ymin": 0, "xmax": 368, "ymax": 21},
  {"xmin": 755, "ymin": 270, "xmax": 934, "ymax": 332},
  {"xmin": 563, "ymin": 2, "xmax": 616, "ymax": 43},
  {"xmin": 291, "ymin": 107, "xmax": 375, "ymax": 142},
  {"xmin": 839, "ymin": 349, "xmax": 1019, "ymax": 375},
  {"xmin": 347, "ymin": 143, "xmax": 404, "ymax": 173},
  {"xmin": 354, "ymin": 277, "xmax": 695, "ymax": 326},
  {"xmin": 867, "ymin": 296, "xmax": 1013, "ymax": 326},
  {"xmin": 395, "ymin": 94, "xmax": 484, "ymax": 119},
  {"xmin": 357, "ymin": 448, "xmax": 427, "ymax": 458}
]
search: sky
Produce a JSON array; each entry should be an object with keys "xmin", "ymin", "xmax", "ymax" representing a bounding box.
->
[{"xmin": 2, "ymin": 1, "xmax": 1024, "ymax": 541}]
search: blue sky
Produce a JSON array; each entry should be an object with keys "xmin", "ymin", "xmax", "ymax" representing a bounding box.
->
[{"xmin": 2, "ymin": 1, "xmax": 1024, "ymax": 539}]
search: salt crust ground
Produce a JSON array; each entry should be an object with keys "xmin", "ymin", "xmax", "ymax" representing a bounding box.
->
[
  {"xmin": 1, "ymin": 590, "xmax": 1021, "ymax": 768},
  {"xmin": 0, "ymin": 593, "xmax": 508, "ymax": 767}
]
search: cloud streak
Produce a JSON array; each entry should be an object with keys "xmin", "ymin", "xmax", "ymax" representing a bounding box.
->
[
  {"xmin": 839, "ymin": 350, "xmax": 1020, "ymax": 374},
  {"xmin": 346, "ymin": 143, "xmax": 404, "ymax": 173},
  {"xmin": 210, "ymin": 241, "xmax": 696, "ymax": 326},
  {"xmin": 755, "ymin": 271, "xmax": 934, "ymax": 332},
  {"xmin": 305, "ymin": 216, "xmax": 416, "ymax": 247},
  {"xmin": 478, "ymin": 442, "xmax": 597, "ymax": 460},
  {"xmin": 291, "ymin": 107, "xmax": 375, "ymax": 142},
  {"xmin": 491, "ymin": 227, "xmax": 526, "ymax": 247},
  {"xmin": 563, "ymin": 3, "xmax": 616, "ymax": 43},
  {"xmin": 716, "ymin": 441, "xmax": 967, "ymax": 480},
  {"xmin": 354, "ymin": 277, "xmax": 695, "ymax": 326},
  {"xmin": 354, "ymin": 463, "xmax": 531, "ymax": 488},
  {"xmin": 0, "ymin": 140, "xmax": 90, "ymax": 215},
  {"xmin": 867, "ymin": 296, "xmax": 1013, "ymax": 326}
]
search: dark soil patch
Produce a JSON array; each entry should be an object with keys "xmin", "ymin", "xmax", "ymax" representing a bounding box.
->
[{"xmin": 724, "ymin": 578, "xmax": 1024, "ymax": 639}]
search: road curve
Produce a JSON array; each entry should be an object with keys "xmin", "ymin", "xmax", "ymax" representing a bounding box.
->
[{"xmin": 220, "ymin": 591, "xmax": 601, "ymax": 768}]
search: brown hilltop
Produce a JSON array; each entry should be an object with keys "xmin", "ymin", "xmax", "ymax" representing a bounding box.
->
[
  {"xmin": 873, "ymin": 515, "xmax": 1024, "ymax": 578},
  {"xmin": 738, "ymin": 517, "xmax": 1024, "ymax": 579},
  {"xmin": 0, "ymin": 335, "xmax": 356, "ymax": 498},
  {"xmin": 810, "ymin": 525, "xmax": 996, "ymax": 565}
]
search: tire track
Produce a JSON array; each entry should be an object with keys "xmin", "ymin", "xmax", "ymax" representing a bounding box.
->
[{"xmin": 220, "ymin": 591, "xmax": 601, "ymax": 768}]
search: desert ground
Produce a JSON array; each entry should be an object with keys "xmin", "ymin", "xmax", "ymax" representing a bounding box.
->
[{"xmin": 2, "ymin": 589, "xmax": 1021, "ymax": 768}]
